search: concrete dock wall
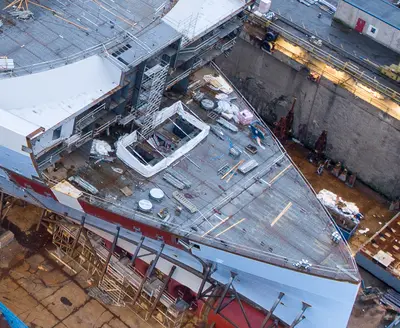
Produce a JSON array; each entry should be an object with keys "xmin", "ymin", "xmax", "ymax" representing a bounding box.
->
[{"xmin": 215, "ymin": 38, "xmax": 400, "ymax": 199}]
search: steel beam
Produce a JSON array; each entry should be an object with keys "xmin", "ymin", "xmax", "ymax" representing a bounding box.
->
[
  {"xmin": 198, "ymin": 283, "xmax": 217, "ymax": 299},
  {"xmin": 232, "ymin": 285, "xmax": 253, "ymax": 328},
  {"xmin": 99, "ymin": 225, "xmax": 121, "ymax": 283},
  {"xmin": 290, "ymin": 302, "xmax": 311, "ymax": 328},
  {"xmin": 147, "ymin": 242, "xmax": 164, "ymax": 277},
  {"xmin": 217, "ymin": 296, "xmax": 235, "ymax": 313},
  {"xmin": 147, "ymin": 265, "xmax": 176, "ymax": 318},
  {"xmin": 42, "ymin": 217, "xmax": 78, "ymax": 227},
  {"xmin": 81, "ymin": 229, "xmax": 102, "ymax": 268},
  {"xmin": 138, "ymin": 252, "xmax": 153, "ymax": 259},
  {"xmin": 132, "ymin": 242, "xmax": 164, "ymax": 305},
  {"xmin": 265, "ymin": 319, "xmax": 280, "ymax": 328},
  {"xmin": 260, "ymin": 292, "xmax": 285, "ymax": 328},
  {"xmin": 69, "ymin": 216, "xmax": 86, "ymax": 257},
  {"xmin": 36, "ymin": 209, "xmax": 47, "ymax": 231},
  {"xmin": 130, "ymin": 235, "xmax": 145, "ymax": 265},
  {"xmin": 197, "ymin": 264, "xmax": 212, "ymax": 299},
  {"xmin": 0, "ymin": 198, "xmax": 15, "ymax": 223},
  {"xmin": 214, "ymin": 272, "xmax": 236, "ymax": 314},
  {"xmin": 0, "ymin": 192, "xmax": 4, "ymax": 219}
]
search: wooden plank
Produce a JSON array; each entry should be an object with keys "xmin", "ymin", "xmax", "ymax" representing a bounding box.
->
[{"xmin": 221, "ymin": 160, "xmax": 245, "ymax": 180}]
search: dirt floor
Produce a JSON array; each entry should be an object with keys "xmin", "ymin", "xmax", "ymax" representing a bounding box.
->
[
  {"xmin": 284, "ymin": 141, "xmax": 400, "ymax": 328},
  {"xmin": 0, "ymin": 241, "xmax": 159, "ymax": 328},
  {"xmin": 285, "ymin": 141, "xmax": 395, "ymax": 254}
]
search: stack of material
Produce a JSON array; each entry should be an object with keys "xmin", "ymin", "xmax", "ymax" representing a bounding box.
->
[
  {"xmin": 381, "ymin": 289, "xmax": 400, "ymax": 312},
  {"xmin": 317, "ymin": 189, "xmax": 360, "ymax": 220},
  {"xmin": 0, "ymin": 229, "xmax": 14, "ymax": 249}
]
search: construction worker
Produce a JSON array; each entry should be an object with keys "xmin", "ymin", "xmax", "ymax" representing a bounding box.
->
[{"xmin": 317, "ymin": 163, "xmax": 324, "ymax": 175}]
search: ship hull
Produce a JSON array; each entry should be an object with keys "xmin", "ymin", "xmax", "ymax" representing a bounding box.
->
[
  {"xmin": 0, "ymin": 168, "xmax": 279, "ymax": 328},
  {"xmin": 0, "ymin": 167, "xmax": 359, "ymax": 328}
]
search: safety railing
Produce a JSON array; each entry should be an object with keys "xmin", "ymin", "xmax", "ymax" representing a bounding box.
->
[{"xmin": 248, "ymin": 13, "xmax": 400, "ymax": 105}]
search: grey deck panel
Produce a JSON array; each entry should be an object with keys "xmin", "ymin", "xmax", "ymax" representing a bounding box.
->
[
  {"xmin": 61, "ymin": 93, "xmax": 357, "ymax": 280},
  {"xmin": 0, "ymin": 0, "xmax": 167, "ymax": 68}
]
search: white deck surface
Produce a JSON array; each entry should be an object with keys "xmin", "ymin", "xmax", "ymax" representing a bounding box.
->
[
  {"xmin": 163, "ymin": 0, "xmax": 246, "ymax": 42},
  {"xmin": 0, "ymin": 55, "xmax": 121, "ymax": 135}
]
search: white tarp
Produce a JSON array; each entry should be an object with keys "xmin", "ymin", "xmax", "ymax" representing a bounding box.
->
[
  {"xmin": 91, "ymin": 139, "xmax": 113, "ymax": 156},
  {"xmin": 0, "ymin": 55, "xmax": 122, "ymax": 133},
  {"xmin": 116, "ymin": 101, "xmax": 210, "ymax": 177},
  {"xmin": 163, "ymin": 0, "xmax": 246, "ymax": 43},
  {"xmin": 317, "ymin": 189, "xmax": 360, "ymax": 218}
]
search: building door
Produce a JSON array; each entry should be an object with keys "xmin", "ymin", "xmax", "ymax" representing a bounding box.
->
[{"xmin": 355, "ymin": 18, "xmax": 366, "ymax": 33}]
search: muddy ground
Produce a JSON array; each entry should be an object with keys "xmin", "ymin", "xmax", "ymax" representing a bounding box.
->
[
  {"xmin": 0, "ymin": 241, "xmax": 159, "ymax": 328},
  {"xmin": 285, "ymin": 141, "xmax": 395, "ymax": 254}
]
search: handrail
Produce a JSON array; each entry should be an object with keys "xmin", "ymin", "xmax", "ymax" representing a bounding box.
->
[
  {"xmin": 76, "ymin": 103, "xmax": 106, "ymax": 131},
  {"xmin": 248, "ymin": 13, "xmax": 400, "ymax": 105}
]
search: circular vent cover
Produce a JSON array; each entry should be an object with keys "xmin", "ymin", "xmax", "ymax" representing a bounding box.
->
[
  {"xmin": 149, "ymin": 188, "xmax": 164, "ymax": 202},
  {"xmin": 138, "ymin": 199, "xmax": 153, "ymax": 212}
]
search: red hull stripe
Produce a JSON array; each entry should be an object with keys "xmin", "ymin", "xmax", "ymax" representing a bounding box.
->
[
  {"xmin": 207, "ymin": 299, "xmax": 282, "ymax": 328},
  {"xmin": 8, "ymin": 172, "xmax": 56, "ymax": 200},
  {"xmin": 79, "ymin": 200, "xmax": 181, "ymax": 247}
]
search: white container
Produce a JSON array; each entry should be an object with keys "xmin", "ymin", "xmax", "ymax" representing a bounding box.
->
[
  {"xmin": 237, "ymin": 109, "xmax": 254, "ymax": 125},
  {"xmin": 258, "ymin": 0, "xmax": 272, "ymax": 14}
]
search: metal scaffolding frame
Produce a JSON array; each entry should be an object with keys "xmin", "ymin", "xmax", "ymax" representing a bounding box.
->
[
  {"xmin": 195, "ymin": 270, "xmax": 308, "ymax": 328},
  {"xmin": 41, "ymin": 213, "xmax": 188, "ymax": 328},
  {"xmin": 137, "ymin": 61, "xmax": 169, "ymax": 137},
  {"xmin": 0, "ymin": 192, "xmax": 306, "ymax": 328}
]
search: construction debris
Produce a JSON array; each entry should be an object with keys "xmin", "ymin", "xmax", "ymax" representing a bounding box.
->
[
  {"xmin": 210, "ymin": 125, "xmax": 225, "ymax": 140},
  {"xmin": 163, "ymin": 173, "xmax": 186, "ymax": 190},
  {"xmin": 167, "ymin": 168, "xmax": 191, "ymax": 188},
  {"xmin": 216, "ymin": 117, "xmax": 239, "ymax": 132},
  {"xmin": 381, "ymin": 289, "xmax": 400, "ymax": 312},
  {"xmin": 9, "ymin": 9, "xmax": 33, "ymax": 20},
  {"xmin": 91, "ymin": 139, "xmax": 113, "ymax": 156},
  {"xmin": 317, "ymin": 189, "xmax": 360, "ymax": 219},
  {"xmin": 120, "ymin": 186, "xmax": 133, "ymax": 197},
  {"xmin": 203, "ymin": 74, "xmax": 233, "ymax": 94},
  {"xmin": 112, "ymin": 167, "xmax": 124, "ymax": 174},
  {"xmin": 238, "ymin": 159, "xmax": 259, "ymax": 174},
  {"xmin": 158, "ymin": 208, "xmax": 171, "ymax": 221},
  {"xmin": 0, "ymin": 229, "xmax": 14, "ymax": 249},
  {"xmin": 69, "ymin": 176, "xmax": 99, "ymax": 194},
  {"xmin": 358, "ymin": 228, "xmax": 370, "ymax": 235},
  {"xmin": 0, "ymin": 57, "xmax": 14, "ymax": 72},
  {"xmin": 221, "ymin": 160, "xmax": 245, "ymax": 180}
]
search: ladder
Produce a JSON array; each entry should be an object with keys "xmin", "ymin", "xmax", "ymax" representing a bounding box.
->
[{"xmin": 139, "ymin": 62, "xmax": 169, "ymax": 137}]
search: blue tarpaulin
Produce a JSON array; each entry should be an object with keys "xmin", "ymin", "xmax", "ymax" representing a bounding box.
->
[{"xmin": 0, "ymin": 301, "xmax": 27, "ymax": 328}]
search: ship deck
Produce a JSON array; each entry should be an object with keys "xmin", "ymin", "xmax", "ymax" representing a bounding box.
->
[
  {"xmin": 0, "ymin": 0, "xmax": 168, "ymax": 72},
  {"xmin": 44, "ymin": 65, "xmax": 359, "ymax": 282}
]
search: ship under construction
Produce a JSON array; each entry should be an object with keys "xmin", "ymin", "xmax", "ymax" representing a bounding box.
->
[{"xmin": 0, "ymin": 0, "xmax": 360, "ymax": 327}]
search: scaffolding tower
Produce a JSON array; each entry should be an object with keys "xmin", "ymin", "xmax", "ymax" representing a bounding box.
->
[{"xmin": 137, "ymin": 61, "xmax": 169, "ymax": 137}]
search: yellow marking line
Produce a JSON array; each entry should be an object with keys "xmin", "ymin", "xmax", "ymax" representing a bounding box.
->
[
  {"xmin": 201, "ymin": 216, "xmax": 231, "ymax": 237},
  {"xmin": 269, "ymin": 164, "xmax": 292, "ymax": 185},
  {"xmin": 215, "ymin": 218, "xmax": 246, "ymax": 237},
  {"xmin": 271, "ymin": 202, "xmax": 292, "ymax": 227}
]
